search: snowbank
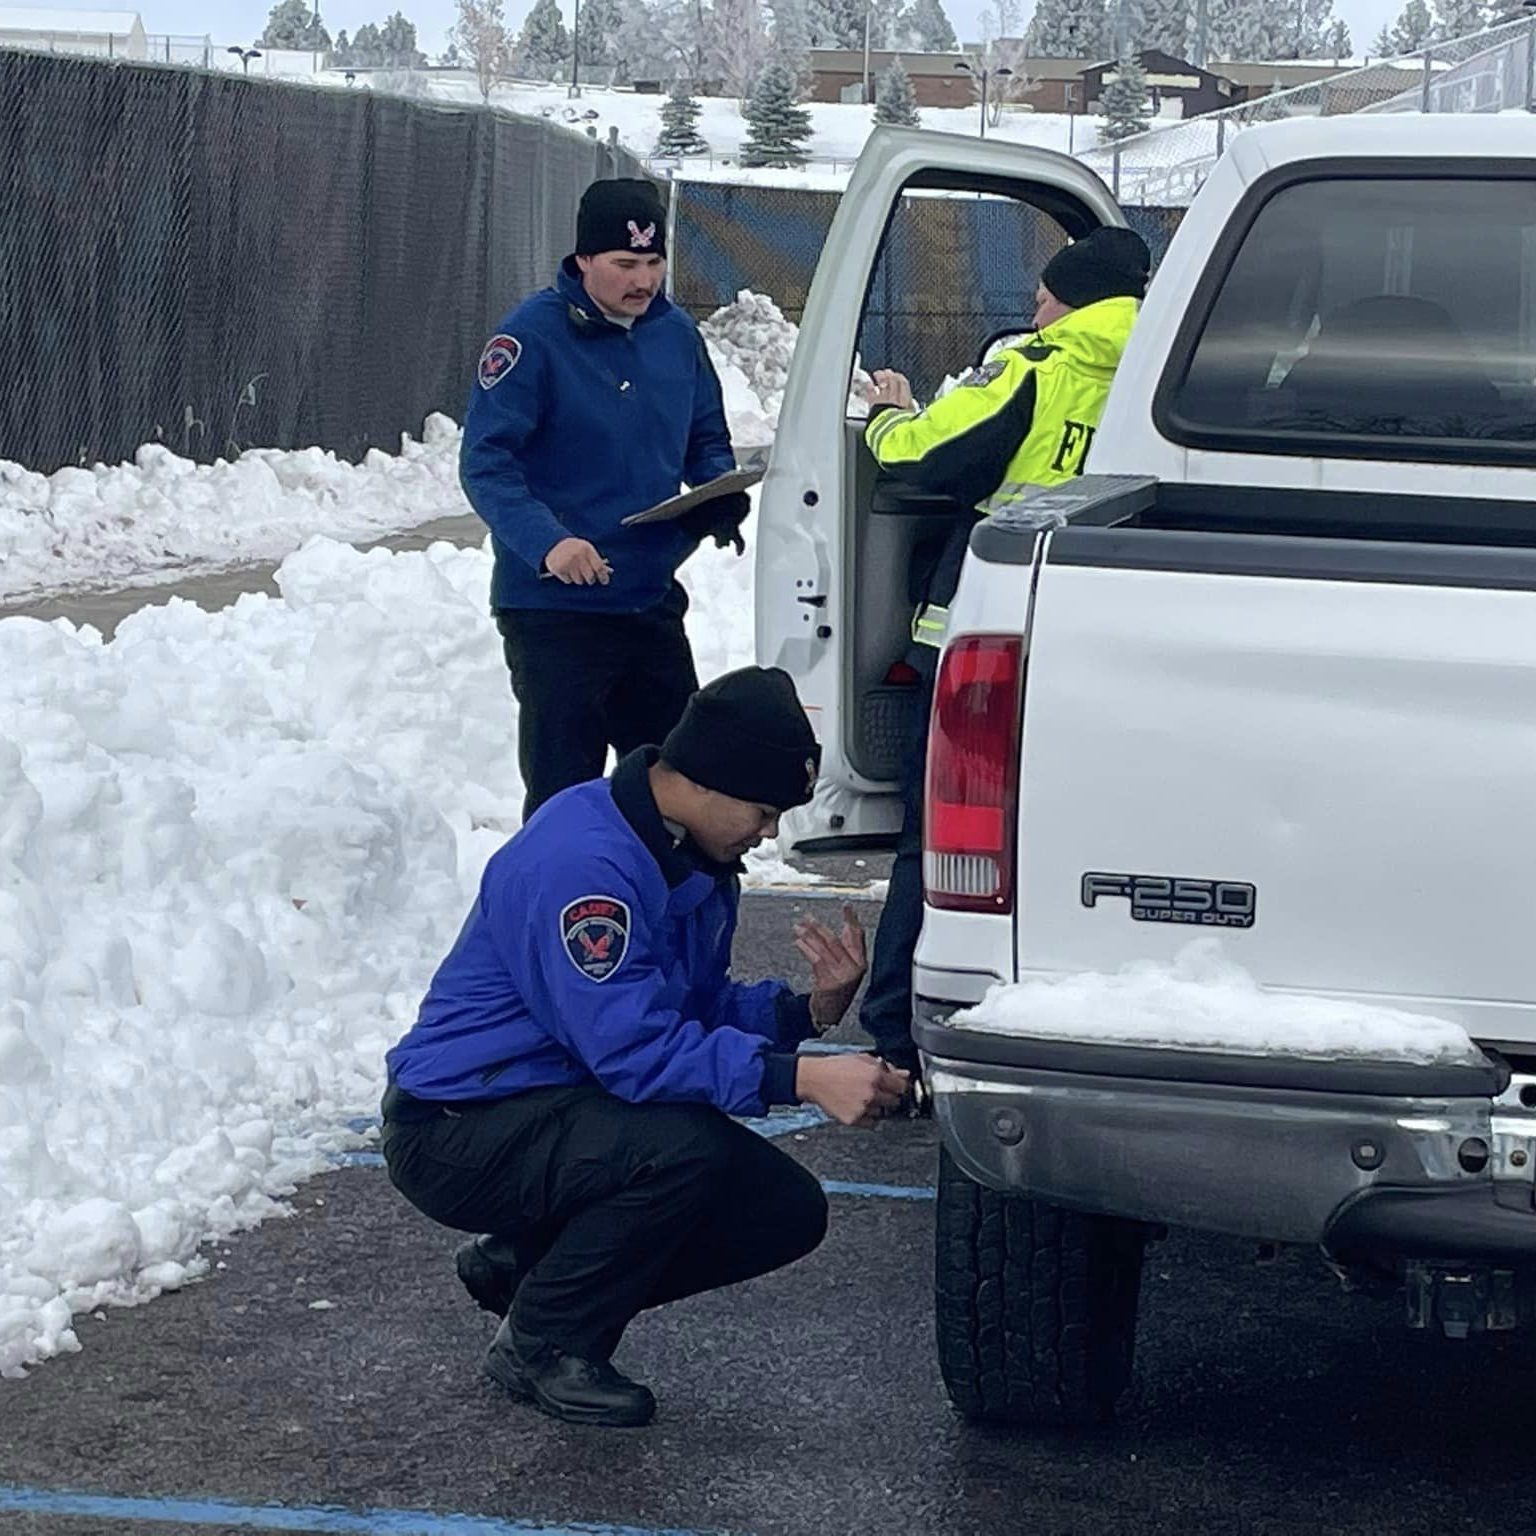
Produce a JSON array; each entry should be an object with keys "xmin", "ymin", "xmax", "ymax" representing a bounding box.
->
[
  {"xmin": 0, "ymin": 497, "xmax": 783, "ymax": 1375},
  {"xmin": 953, "ymin": 939, "xmax": 1481, "ymax": 1066},
  {"xmin": 0, "ymin": 313, "xmax": 797, "ymax": 604},
  {"xmin": 702, "ymin": 289, "xmax": 873, "ymax": 427},
  {"xmin": 0, "ymin": 416, "xmax": 469, "ymax": 605}
]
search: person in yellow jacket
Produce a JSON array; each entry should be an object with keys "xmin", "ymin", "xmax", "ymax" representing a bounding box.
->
[{"xmin": 857, "ymin": 226, "xmax": 1151, "ymax": 1078}]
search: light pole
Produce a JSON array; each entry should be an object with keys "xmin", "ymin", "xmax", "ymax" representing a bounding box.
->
[
  {"xmin": 954, "ymin": 58, "xmax": 1012, "ymax": 138},
  {"xmin": 227, "ymin": 45, "xmax": 261, "ymax": 74},
  {"xmin": 569, "ymin": 0, "xmax": 582, "ymax": 98},
  {"xmin": 862, "ymin": 0, "xmax": 873, "ymax": 103}
]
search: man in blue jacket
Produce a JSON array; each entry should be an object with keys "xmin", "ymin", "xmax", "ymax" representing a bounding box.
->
[
  {"xmin": 461, "ymin": 176, "xmax": 751, "ymax": 822},
  {"xmin": 381, "ymin": 667, "xmax": 910, "ymax": 1428}
]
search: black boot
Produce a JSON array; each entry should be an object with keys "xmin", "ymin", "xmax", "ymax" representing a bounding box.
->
[
  {"xmin": 454, "ymin": 1235, "xmax": 526, "ymax": 1317},
  {"xmin": 483, "ymin": 1320, "xmax": 656, "ymax": 1428}
]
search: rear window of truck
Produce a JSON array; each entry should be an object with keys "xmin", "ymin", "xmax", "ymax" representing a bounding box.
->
[{"xmin": 1159, "ymin": 174, "xmax": 1536, "ymax": 464}]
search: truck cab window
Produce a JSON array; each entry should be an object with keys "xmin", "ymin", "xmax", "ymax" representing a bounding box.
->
[{"xmin": 1164, "ymin": 176, "xmax": 1536, "ymax": 461}]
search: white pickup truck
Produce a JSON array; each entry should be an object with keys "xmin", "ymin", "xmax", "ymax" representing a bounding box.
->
[{"xmin": 756, "ymin": 114, "xmax": 1536, "ymax": 1427}]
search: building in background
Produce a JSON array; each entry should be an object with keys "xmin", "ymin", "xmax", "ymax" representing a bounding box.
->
[{"xmin": 0, "ymin": 4, "xmax": 146, "ymax": 57}]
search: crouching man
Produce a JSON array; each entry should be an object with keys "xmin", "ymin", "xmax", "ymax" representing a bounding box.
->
[{"xmin": 380, "ymin": 666, "xmax": 910, "ymax": 1428}]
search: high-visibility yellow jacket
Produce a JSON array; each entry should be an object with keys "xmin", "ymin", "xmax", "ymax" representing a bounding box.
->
[{"xmin": 864, "ymin": 294, "xmax": 1139, "ymax": 645}]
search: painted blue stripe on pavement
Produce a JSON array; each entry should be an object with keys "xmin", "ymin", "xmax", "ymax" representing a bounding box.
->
[
  {"xmin": 330, "ymin": 1150, "xmax": 933, "ymax": 1201},
  {"xmin": 820, "ymin": 1180, "xmax": 935, "ymax": 1201},
  {"xmin": 0, "ymin": 1485, "xmax": 715, "ymax": 1536}
]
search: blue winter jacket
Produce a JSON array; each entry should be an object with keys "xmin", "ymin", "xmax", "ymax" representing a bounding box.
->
[
  {"xmin": 384, "ymin": 750, "xmax": 811, "ymax": 1114},
  {"xmin": 459, "ymin": 259, "xmax": 738, "ymax": 614}
]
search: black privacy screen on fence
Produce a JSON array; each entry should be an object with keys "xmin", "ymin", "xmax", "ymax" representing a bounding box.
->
[
  {"xmin": 0, "ymin": 50, "xmax": 644, "ymax": 473},
  {"xmin": 670, "ymin": 179, "xmax": 1186, "ymax": 403}
]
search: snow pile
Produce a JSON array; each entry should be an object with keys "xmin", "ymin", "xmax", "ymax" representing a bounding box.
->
[
  {"xmin": 0, "ymin": 513, "xmax": 774, "ymax": 1376},
  {"xmin": 954, "ymin": 939, "xmax": 1482, "ymax": 1066},
  {"xmin": 702, "ymin": 289, "xmax": 873, "ymax": 428},
  {"xmin": 0, "ymin": 314, "xmax": 792, "ymax": 605},
  {"xmin": 0, "ymin": 415, "xmax": 469, "ymax": 604},
  {"xmin": 703, "ymin": 290, "xmax": 802, "ymax": 424}
]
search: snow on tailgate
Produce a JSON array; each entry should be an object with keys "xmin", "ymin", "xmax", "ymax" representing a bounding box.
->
[{"xmin": 953, "ymin": 939, "xmax": 1482, "ymax": 1066}]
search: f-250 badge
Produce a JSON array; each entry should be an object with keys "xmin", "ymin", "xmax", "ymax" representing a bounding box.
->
[{"xmin": 1081, "ymin": 872, "xmax": 1256, "ymax": 928}]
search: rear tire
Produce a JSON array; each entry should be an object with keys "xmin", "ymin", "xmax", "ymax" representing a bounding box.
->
[{"xmin": 934, "ymin": 1144, "xmax": 1147, "ymax": 1427}]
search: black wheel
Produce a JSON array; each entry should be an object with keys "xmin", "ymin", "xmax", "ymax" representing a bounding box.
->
[{"xmin": 934, "ymin": 1143, "xmax": 1148, "ymax": 1427}]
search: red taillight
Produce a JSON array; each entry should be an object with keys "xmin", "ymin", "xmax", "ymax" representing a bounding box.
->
[{"xmin": 924, "ymin": 634, "xmax": 1024, "ymax": 913}]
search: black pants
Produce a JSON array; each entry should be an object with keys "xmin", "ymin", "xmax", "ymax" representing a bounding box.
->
[
  {"xmin": 380, "ymin": 1082, "xmax": 829, "ymax": 1360},
  {"xmin": 857, "ymin": 664, "xmax": 936, "ymax": 1070},
  {"xmin": 496, "ymin": 589, "xmax": 699, "ymax": 822}
]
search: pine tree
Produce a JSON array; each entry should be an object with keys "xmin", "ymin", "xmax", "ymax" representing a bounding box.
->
[
  {"xmin": 453, "ymin": 0, "xmax": 514, "ymax": 96},
  {"xmin": 1389, "ymin": 0, "xmax": 1435, "ymax": 52},
  {"xmin": 518, "ymin": 0, "xmax": 571, "ymax": 75},
  {"xmin": 1025, "ymin": 0, "xmax": 1109, "ymax": 58},
  {"xmin": 1323, "ymin": 17, "xmax": 1350, "ymax": 57},
  {"xmin": 874, "ymin": 54, "xmax": 922, "ymax": 123},
  {"xmin": 1140, "ymin": 0, "xmax": 1190, "ymax": 58},
  {"xmin": 577, "ymin": 0, "xmax": 623, "ymax": 63},
  {"xmin": 611, "ymin": 0, "xmax": 689, "ymax": 82},
  {"xmin": 1372, "ymin": 22, "xmax": 1394, "ymax": 53},
  {"xmin": 741, "ymin": 55, "xmax": 814, "ymax": 165},
  {"xmin": 1433, "ymin": 0, "xmax": 1491, "ymax": 39},
  {"xmin": 349, "ymin": 21, "xmax": 384, "ymax": 61},
  {"xmin": 907, "ymin": 0, "xmax": 957, "ymax": 50},
  {"xmin": 333, "ymin": 26, "xmax": 352, "ymax": 59},
  {"xmin": 379, "ymin": 11, "xmax": 427, "ymax": 65},
  {"xmin": 440, "ymin": 39, "xmax": 463, "ymax": 63},
  {"xmin": 867, "ymin": 0, "xmax": 911, "ymax": 47},
  {"xmin": 259, "ymin": 0, "xmax": 333, "ymax": 49},
  {"xmin": 808, "ymin": 0, "xmax": 865, "ymax": 47},
  {"xmin": 770, "ymin": 0, "xmax": 814, "ymax": 91},
  {"xmin": 1100, "ymin": 47, "xmax": 1149, "ymax": 137},
  {"xmin": 708, "ymin": 0, "xmax": 772, "ymax": 99},
  {"xmin": 656, "ymin": 76, "xmax": 711, "ymax": 152}
]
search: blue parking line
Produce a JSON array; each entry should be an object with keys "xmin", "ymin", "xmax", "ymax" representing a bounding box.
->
[
  {"xmin": 0, "ymin": 1485, "xmax": 715, "ymax": 1535},
  {"xmin": 820, "ymin": 1180, "xmax": 935, "ymax": 1201},
  {"xmin": 330, "ymin": 1148, "xmax": 933, "ymax": 1202}
]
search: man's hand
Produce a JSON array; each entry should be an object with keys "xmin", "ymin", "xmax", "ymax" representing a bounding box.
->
[
  {"xmin": 794, "ymin": 1054, "xmax": 910, "ymax": 1129},
  {"xmin": 678, "ymin": 490, "xmax": 752, "ymax": 556},
  {"xmin": 545, "ymin": 537, "xmax": 612, "ymax": 585},
  {"xmin": 869, "ymin": 369, "xmax": 914, "ymax": 411},
  {"xmin": 794, "ymin": 902, "xmax": 867, "ymax": 1031}
]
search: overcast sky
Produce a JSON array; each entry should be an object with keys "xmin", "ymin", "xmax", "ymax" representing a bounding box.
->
[{"xmin": 155, "ymin": 0, "xmax": 1406, "ymax": 62}]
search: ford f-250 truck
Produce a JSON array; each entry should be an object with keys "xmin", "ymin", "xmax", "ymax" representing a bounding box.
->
[{"xmin": 755, "ymin": 114, "xmax": 1536, "ymax": 1427}]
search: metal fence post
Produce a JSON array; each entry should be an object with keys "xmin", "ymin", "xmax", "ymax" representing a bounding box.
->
[
  {"xmin": 1526, "ymin": 17, "xmax": 1536, "ymax": 112},
  {"xmin": 1112, "ymin": 144, "xmax": 1122, "ymax": 199},
  {"xmin": 1420, "ymin": 49, "xmax": 1434, "ymax": 112},
  {"xmin": 1216, "ymin": 115, "xmax": 1226, "ymax": 156}
]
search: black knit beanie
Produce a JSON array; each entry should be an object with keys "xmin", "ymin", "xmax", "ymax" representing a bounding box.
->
[
  {"xmin": 662, "ymin": 667, "xmax": 821, "ymax": 811},
  {"xmin": 575, "ymin": 178, "xmax": 667, "ymax": 258},
  {"xmin": 1040, "ymin": 227, "xmax": 1151, "ymax": 309}
]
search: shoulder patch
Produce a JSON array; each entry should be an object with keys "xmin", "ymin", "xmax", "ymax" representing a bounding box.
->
[
  {"xmin": 560, "ymin": 895, "xmax": 631, "ymax": 982},
  {"xmin": 477, "ymin": 334, "xmax": 522, "ymax": 390},
  {"xmin": 959, "ymin": 359, "xmax": 1007, "ymax": 388}
]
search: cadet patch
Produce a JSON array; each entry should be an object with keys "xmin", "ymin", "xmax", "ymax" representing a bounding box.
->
[
  {"xmin": 560, "ymin": 895, "xmax": 631, "ymax": 982},
  {"xmin": 477, "ymin": 334, "xmax": 521, "ymax": 390},
  {"xmin": 959, "ymin": 359, "xmax": 1007, "ymax": 388}
]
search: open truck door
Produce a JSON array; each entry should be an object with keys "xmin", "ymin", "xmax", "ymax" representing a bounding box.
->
[{"xmin": 754, "ymin": 126, "xmax": 1124, "ymax": 850}]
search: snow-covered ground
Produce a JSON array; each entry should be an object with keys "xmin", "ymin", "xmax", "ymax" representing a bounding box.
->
[
  {"xmin": 954, "ymin": 939, "xmax": 1481, "ymax": 1065},
  {"xmin": 0, "ymin": 509, "xmax": 801, "ymax": 1378},
  {"xmin": 0, "ymin": 293, "xmax": 819, "ymax": 1378},
  {"xmin": 0, "ymin": 294, "xmax": 797, "ymax": 605},
  {"xmin": 338, "ymin": 71, "xmax": 1105, "ymax": 171}
]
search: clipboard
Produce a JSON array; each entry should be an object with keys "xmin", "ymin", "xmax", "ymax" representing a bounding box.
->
[{"xmin": 619, "ymin": 464, "xmax": 766, "ymax": 527}]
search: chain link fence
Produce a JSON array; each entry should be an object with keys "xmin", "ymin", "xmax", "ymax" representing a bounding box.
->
[
  {"xmin": 0, "ymin": 48, "xmax": 646, "ymax": 475},
  {"xmin": 1080, "ymin": 15, "xmax": 1536, "ymax": 207},
  {"xmin": 669, "ymin": 180, "xmax": 1185, "ymax": 403}
]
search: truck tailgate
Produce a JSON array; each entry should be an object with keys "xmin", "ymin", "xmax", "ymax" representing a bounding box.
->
[{"xmin": 1015, "ymin": 543, "xmax": 1536, "ymax": 1049}]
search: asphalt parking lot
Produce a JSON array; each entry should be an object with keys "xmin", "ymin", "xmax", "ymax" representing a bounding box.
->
[{"xmin": 4, "ymin": 887, "xmax": 1536, "ymax": 1536}]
